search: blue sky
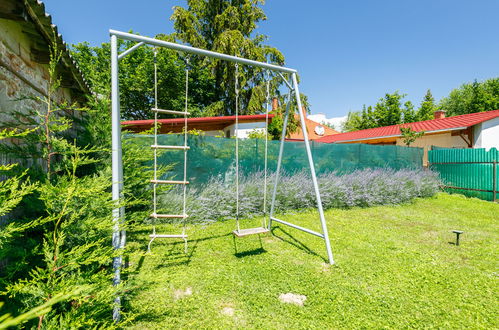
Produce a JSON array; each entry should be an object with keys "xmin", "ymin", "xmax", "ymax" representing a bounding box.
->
[{"xmin": 44, "ymin": 0, "xmax": 499, "ymax": 118}]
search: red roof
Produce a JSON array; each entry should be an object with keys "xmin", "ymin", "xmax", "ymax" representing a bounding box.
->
[
  {"xmin": 316, "ymin": 110, "xmax": 499, "ymax": 143},
  {"xmin": 122, "ymin": 114, "xmax": 274, "ymax": 126},
  {"xmin": 286, "ymin": 114, "xmax": 340, "ymax": 141}
]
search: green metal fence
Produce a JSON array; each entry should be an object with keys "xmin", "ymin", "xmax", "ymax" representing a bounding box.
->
[
  {"xmin": 127, "ymin": 134, "xmax": 424, "ymax": 186},
  {"xmin": 428, "ymin": 147, "xmax": 498, "ymax": 202}
]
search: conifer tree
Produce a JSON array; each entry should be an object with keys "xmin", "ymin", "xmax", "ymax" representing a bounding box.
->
[
  {"xmin": 417, "ymin": 89, "xmax": 437, "ymax": 121},
  {"xmin": 171, "ymin": 0, "xmax": 286, "ymax": 116},
  {"xmin": 1, "ymin": 41, "xmax": 120, "ymax": 328}
]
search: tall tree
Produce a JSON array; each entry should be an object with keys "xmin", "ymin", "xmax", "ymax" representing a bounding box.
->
[
  {"xmin": 402, "ymin": 100, "xmax": 417, "ymax": 123},
  {"xmin": 374, "ymin": 92, "xmax": 404, "ymax": 127},
  {"xmin": 171, "ymin": 0, "xmax": 286, "ymax": 116},
  {"xmin": 439, "ymin": 78, "xmax": 499, "ymax": 116},
  {"xmin": 342, "ymin": 92, "xmax": 416, "ymax": 132},
  {"xmin": 416, "ymin": 89, "xmax": 437, "ymax": 121},
  {"xmin": 72, "ymin": 37, "xmax": 217, "ymax": 120},
  {"xmin": 342, "ymin": 111, "xmax": 363, "ymax": 132}
]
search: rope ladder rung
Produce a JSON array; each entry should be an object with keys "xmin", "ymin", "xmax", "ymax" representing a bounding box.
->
[
  {"xmin": 151, "ymin": 108, "xmax": 190, "ymax": 115},
  {"xmin": 150, "ymin": 213, "xmax": 188, "ymax": 219},
  {"xmin": 151, "ymin": 145, "xmax": 190, "ymax": 150},
  {"xmin": 151, "ymin": 179, "xmax": 189, "ymax": 185}
]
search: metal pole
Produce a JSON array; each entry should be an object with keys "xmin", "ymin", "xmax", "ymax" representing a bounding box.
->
[
  {"xmin": 277, "ymin": 72, "xmax": 293, "ymax": 90},
  {"xmin": 111, "ymin": 34, "xmax": 123, "ymax": 322},
  {"xmin": 291, "ymin": 73, "xmax": 334, "ymax": 265},
  {"xmin": 109, "ymin": 30, "xmax": 297, "ymax": 74},
  {"xmin": 271, "ymin": 216, "xmax": 324, "ymax": 238},
  {"xmin": 269, "ymin": 93, "xmax": 293, "ymax": 229},
  {"xmin": 118, "ymin": 41, "xmax": 145, "ymax": 60}
]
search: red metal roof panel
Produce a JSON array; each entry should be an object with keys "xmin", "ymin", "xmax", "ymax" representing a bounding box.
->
[
  {"xmin": 317, "ymin": 110, "xmax": 499, "ymax": 143},
  {"xmin": 122, "ymin": 114, "xmax": 274, "ymax": 126}
]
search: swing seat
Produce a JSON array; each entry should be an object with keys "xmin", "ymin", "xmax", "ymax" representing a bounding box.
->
[{"xmin": 232, "ymin": 227, "xmax": 270, "ymax": 237}]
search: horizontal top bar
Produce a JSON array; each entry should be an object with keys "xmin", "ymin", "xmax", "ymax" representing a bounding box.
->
[
  {"xmin": 110, "ymin": 29, "xmax": 297, "ymax": 74},
  {"xmin": 429, "ymin": 161, "xmax": 497, "ymax": 165}
]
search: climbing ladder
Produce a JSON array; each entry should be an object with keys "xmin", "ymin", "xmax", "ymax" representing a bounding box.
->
[{"xmin": 148, "ymin": 50, "xmax": 190, "ymax": 253}]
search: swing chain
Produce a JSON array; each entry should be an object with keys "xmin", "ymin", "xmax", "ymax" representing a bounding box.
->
[
  {"xmin": 234, "ymin": 63, "xmax": 240, "ymax": 231},
  {"xmin": 235, "ymin": 63, "xmax": 239, "ymax": 96},
  {"xmin": 262, "ymin": 68, "xmax": 270, "ymax": 227}
]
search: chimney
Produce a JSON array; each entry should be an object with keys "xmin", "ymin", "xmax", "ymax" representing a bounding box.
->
[
  {"xmin": 434, "ymin": 110, "xmax": 446, "ymax": 119},
  {"xmin": 272, "ymin": 97, "xmax": 278, "ymax": 111}
]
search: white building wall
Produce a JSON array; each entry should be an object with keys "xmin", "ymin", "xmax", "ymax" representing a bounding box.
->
[
  {"xmin": 473, "ymin": 123, "xmax": 483, "ymax": 148},
  {"xmin": 395, "ymin": 132, "xmax": 469, "ymax": 166},
  {"xmin": 224, "ymin": 122, "xmax": 267, "ymax": 138},
  {"xmin": 473, "ymin": 117, "xmax": 499, "ymax": 150},
  {"xmin": 203, "ymin": 130, "xmax": 225, "ymax": 137}
]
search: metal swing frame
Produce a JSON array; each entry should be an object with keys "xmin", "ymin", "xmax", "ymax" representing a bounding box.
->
[{"xmin": 110, "ymin": 28, "xmax": 334, "ymax": 320}]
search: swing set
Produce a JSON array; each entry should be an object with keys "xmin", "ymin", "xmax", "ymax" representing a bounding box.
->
[{"xmin": 110, "ymin": 31, "xmax": 334, "ymax": 318}]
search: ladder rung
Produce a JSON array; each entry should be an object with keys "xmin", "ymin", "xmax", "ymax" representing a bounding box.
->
[
  {"xmin": 151, "ymin": 179, "xmax": 189, "ymax": 185},
  {"xmin": 151, "ymin": 145, "xmax": 190, "ymax": 150},
  {"xmin": 149, "ymin": 234, "xmax": 188, "ymax": 239},
  {"xmin": 151, "ymin": 108, "xmax": 190, "ymax": 115},
  {"xmin": 150, "ymin": 213, "xmax": 188, "ymax": 219}
]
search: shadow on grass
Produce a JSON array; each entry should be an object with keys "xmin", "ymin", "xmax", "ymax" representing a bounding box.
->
[
  {"xmin": 124, "ymin": 232, "xmax": 235, "ymax": 324},
  {"xmin": 150, "ymin": 239, "xmax": 198, "ymax": 269},
  {"xmin": 130, "ymin": 232, "xmax": 236, "ymax": 272},
  {"xmin": 234, "ymin": 247, "xmax": 267, "ymax": 258},
  {"xmin": 232, "ymin": 231, "xmax": 270, "ymax": 258},
  {"xmin": 271, "ymin": 226, "xmax": 326, "ymax": 263}
]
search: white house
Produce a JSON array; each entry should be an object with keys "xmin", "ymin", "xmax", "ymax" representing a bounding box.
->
[{"xmin": 473, "ymin": 116, "xmax": 499, "ymax": 150}]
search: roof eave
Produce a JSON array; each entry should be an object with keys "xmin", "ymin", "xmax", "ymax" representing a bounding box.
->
[
  {"xmin": 24, "ymin": 0, "xmax": 91, "ymax": 95},
  {"xmin": 329, "ymin": 126, "xmax": 469, "ymax": 144}
]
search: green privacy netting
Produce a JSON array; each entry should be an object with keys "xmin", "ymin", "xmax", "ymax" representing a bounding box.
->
[{"xmin": 126, "ymin": 134, "xmax": 424, "ymax": 186}]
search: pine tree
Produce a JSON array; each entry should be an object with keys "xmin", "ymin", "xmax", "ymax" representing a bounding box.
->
[
  {"xmin": 0, "ymin": 129, "xmax": 37, "ymax": 249},
  {"xmin": 171, "ymin": 0, "xmax": 287, "ymax": 116},
  {"xmin": 417, "ymin": 89, "xmax": 437, "ymax": 121},
  {"xmin": 1, "ymin": 41, "xmax": 120, "ymax": 328}
]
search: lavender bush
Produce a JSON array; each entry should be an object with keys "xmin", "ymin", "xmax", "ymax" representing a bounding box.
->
[{"xmin": 155, "ymin": 168, "xmax": 440, "ymax": 224}]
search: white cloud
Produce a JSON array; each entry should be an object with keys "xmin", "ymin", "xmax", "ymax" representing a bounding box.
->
[{"xmin": 307, "ymin": 113, "xmax": 348, "ymax": 132}]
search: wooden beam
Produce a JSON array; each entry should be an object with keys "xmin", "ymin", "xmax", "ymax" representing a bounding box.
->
[
  {"xmin": 451, "ymin": 128, "xmax": 473, "ymax": 147},
  {"xmin": 30, "ymin": 48, "xmax": 50, "ymax": 64},
  {"xmin": 22, "ymin": 26, "xmax": 45, "ymax": 41},
  {"xmin": 22, "ymin": 0, "xmax": 91, "ymax": 95},
  {"xmin": 0, "ymin": 0, "xmax": 27, "ymax": 21}
]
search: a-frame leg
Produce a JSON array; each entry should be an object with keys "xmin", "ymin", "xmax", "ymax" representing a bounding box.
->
[
  {"xmin": 269, "ymin": 73, "xmax": 335, "ymax": 265},
  {"xmin": 268, "ymin": 93, "xmax": 292, "ymax": 230}
]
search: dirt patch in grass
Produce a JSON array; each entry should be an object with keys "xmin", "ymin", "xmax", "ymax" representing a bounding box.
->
[{"xmin": 279, "ymin": 293, "xmax": 307, "ymax": 306}]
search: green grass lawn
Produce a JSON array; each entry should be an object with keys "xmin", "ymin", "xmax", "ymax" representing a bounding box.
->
[{"xmin": 123, "ymin": 194, "xmax": 498, "ymax": 329}]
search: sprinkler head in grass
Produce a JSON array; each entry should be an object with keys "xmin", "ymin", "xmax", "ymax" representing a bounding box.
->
[{"xmin": 452, "ymin": 230, "xmax": 463, "ymax": 246}]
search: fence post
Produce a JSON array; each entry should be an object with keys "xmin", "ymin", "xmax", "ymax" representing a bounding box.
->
[{"xmin": 493, "ymin": 160, "xmax": 497, "ymax": 202}]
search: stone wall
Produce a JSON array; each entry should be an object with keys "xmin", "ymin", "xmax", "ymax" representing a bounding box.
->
[{"xmin": 0, "ymin": 17, "xmax": 86, "ymax": 169}]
